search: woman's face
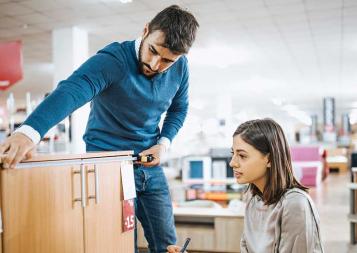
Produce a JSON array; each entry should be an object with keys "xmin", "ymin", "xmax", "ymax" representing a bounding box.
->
[{"xmin": 229, "ymin": 134, "xmax": 270, "ymax": 190}]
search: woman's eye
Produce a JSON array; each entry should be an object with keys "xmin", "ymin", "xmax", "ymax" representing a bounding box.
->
[{"xmin": 239, "ymin": 155, "xmax": 246, "ymax": 159}]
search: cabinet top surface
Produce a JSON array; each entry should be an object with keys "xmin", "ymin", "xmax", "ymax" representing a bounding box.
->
[{"xmin": 19, "ymin": 151, "xmax": 134, "ymax": 163}]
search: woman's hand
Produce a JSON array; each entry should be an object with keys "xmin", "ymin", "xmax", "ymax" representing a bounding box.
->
[{"xmin": 167, "ymin": 245, "xmax": 187, "ymax": 253}]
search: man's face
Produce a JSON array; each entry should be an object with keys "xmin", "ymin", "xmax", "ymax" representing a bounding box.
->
[{"xmin": 139, "ymin": 27, "xmax": 182, "ymax": 77}]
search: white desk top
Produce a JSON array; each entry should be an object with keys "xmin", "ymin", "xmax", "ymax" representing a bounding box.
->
[{"xmin": 173, "ymin": 207, "xmax": 244, "ymax": 218}]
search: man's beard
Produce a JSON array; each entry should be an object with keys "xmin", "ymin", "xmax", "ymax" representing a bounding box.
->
[{"xmin": 138, "ymin": 39, "xmax": 158, "ymax": 77}]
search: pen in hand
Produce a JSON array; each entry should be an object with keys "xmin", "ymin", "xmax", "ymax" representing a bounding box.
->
[{"xmin": 180, "ymin": 238, "xmax": 191, "ymax": 253}]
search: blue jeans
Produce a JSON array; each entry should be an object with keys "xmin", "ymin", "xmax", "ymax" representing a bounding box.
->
[{"xmin": 134, "ymin": 165, "xmax": 177, "ymax": 253}]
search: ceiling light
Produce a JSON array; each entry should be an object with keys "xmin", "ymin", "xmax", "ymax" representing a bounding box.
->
[{"xmin": 119, "ymin": 0, "xmax": 132, "ymax": 3}]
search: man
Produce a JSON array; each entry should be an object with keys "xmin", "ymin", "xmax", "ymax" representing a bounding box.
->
[{"xmin": 0, "ymin": 5, "xmax": 199, "ymax": 253}]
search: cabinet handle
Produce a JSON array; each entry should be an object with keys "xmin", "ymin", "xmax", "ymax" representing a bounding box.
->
[
  {"xmin": 87, "ymin": 164, "xmax": 99, "ymax": 204},
  {"xmin": 80, "ymin": 164, "xmax": 87, "ymax": 208},
  {"xmin": 72, "ymin": 165, "xmax": 86, "ymax": 208}
]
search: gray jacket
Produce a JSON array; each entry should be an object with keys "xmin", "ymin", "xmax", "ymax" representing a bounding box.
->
[{"xmin": 241, "ymin": 188, "xmax": 324, "ymax": 253}]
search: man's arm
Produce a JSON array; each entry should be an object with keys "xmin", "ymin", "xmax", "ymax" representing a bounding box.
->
[
  {"xmin": 160, "ymin": 63, "xmax": 189, "ymax": 143},
  {"xmin": 138, "ymin": 62, "xmax": 189, "ymax": 167},
  {"xmin": 14, "ymin": 125, "xmax": 41, "ymax": 144},
  {"xmin": 0, "ymin": 48, "xmax": 125, "ymax": 168},
  {"xmin": 23, "ymin": 51, "xmax": 124, "ymax": 138}
]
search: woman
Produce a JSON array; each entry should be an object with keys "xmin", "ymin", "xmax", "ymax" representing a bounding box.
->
[
  {"xmin": 231, "ymin": 118, "xmax": 324, "ymax": 253},
  {"xmin": 168, "ymin": 118, "xmax": 324, "ymax": 253}
]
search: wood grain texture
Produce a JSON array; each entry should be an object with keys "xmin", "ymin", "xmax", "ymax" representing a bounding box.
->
[
  {"xmin": 0, "ymin": 153, "xmax": 135, "ymax": 253},
  {"xmin": 1, "ymin": 165, "xmax": 84, "ymax": 253},
  {"xmin": 84, "ymin": 161, "xmax": 134, "ymax": 253}
]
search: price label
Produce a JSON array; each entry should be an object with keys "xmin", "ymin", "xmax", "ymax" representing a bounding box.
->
[
  {"xmin": 122, "ymin": 199, "xmax": 135, "ymax": 232},
  {"xmin": 121, "ymin": 162, "xmax": 136, "ymax": 200}
]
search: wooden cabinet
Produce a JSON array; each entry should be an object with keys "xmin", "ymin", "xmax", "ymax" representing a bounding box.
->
[
  {"xmin": 84, "ymin": 162, "xmax": 133, "ymax": 253},
  {"xmin": 0, "ymin": 151, "xmax": 134, "ymax": 253},
  {"xmin": 1, "ymin": 164, "xmax": 85, "ymax": 253}
]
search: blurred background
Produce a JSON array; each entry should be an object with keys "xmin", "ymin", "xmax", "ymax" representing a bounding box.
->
[{"xmin": 1, "ymin": 0, "xmax": 357, "ymax": 252}]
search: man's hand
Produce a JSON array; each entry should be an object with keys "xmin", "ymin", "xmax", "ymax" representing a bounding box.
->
[
  {"xmin": 0, "ymin": 133, "xmax": 36, "ymax": 169},
  {"xmin": 138, "ymin": 144, "xmax": 166, "ymax": 167},
  {"xmin": 167, "ymin": 245, "xmax": 187, "ymax": 253}
]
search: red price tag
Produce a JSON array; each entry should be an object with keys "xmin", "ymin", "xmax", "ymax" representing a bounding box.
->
[{"xmin": 122, "ymin": 199, "xmax": 135, "ymax": 232}]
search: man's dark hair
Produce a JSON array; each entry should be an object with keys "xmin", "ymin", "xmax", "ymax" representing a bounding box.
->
[{"xmin": 148, "ymin": 5, "xmax": 199, "ymax": 54}]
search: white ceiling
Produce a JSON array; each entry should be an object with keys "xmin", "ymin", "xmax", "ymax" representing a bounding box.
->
[{"xmin": 1, "ymin": 0, "xmax": 357, "ymax": 127}]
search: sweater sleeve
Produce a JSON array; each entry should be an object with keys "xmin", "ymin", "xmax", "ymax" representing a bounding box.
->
[
  {"xmin": 278, "ymin": 193, "xmax": 322, "ymax": 253},
  {"xmin": 23, "ymin": 48, "xmax": 125, "ymax": 138},
  {"xmin": 160, "ymin": 61, "xmax": 189, "ymax": 142}
]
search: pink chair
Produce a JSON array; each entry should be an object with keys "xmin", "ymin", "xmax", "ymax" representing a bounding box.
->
[{"xmin": 290, "ymin": 146, "xmax": 323, "ymax": 187}]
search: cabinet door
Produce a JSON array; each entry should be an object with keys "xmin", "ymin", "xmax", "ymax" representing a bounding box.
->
[
  {"xmin": 1, "ymin": 165, "xmax": 85, "ymax": 253},
  {"xmin": 84, "ymin": 161, "xmax": 134, "ymax": 253},
  {"xmin": 215, "ymin": 217, "xmax": 242, "ymax": 252}
]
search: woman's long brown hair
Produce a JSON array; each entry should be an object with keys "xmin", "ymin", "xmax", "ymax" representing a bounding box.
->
[{"xmin": 233, "ymin": 118, "xmax": 308, "ymax": 205}]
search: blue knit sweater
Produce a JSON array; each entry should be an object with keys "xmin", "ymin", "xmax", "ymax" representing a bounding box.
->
[{"xmin": 24, "ymin": 40, "xmax": 189, "ymax": 153}]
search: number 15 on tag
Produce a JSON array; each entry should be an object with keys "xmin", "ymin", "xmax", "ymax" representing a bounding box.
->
[{"xmin": 122, "ymin": 199, "xmax": 135, "ymax": 232}]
